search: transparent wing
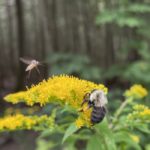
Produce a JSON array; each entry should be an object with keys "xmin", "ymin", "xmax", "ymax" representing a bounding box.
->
[{"xmin": 20, "ymin": 57, "xmax": 32, "ymax": 65}]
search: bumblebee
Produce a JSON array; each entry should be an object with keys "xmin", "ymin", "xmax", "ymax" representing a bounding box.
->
[{"xmin": 81, "ymin": 89, "xmax": 108, "ymax": 124}]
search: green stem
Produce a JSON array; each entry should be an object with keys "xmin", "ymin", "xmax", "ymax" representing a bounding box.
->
[
  {"xmin": 114, "ymin": 100, "xmax": 128, "ymax": 119},
  {"xmin": 110, "ymin": 97, "xmax": 132, "ymax": 129}
]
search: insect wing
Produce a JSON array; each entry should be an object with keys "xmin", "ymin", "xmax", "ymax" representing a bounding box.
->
[{"xmin": 20, "ymin": 58, "xmax": 32, "ymax": 65}]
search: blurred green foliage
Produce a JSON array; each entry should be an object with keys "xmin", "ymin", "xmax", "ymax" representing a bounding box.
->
[
  {"xmin": 96, "ymin": 0, "xmax": 150, "ymax": 85},
  {"xmin": 47, "ymin": 52, "xmax": 102, "ymax": 81},
  {"xmin": 96, "ymin": 2, "xmax": 150, "ymax": 27}
]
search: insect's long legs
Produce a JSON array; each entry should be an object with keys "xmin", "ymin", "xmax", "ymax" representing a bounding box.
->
[
  {"xmin": 27, "ymin": 70, "xmax": 31, "ymax": 79},
  {"xmin": 35, "ymin": 66, "xmax": 43, "ymax": 80}
]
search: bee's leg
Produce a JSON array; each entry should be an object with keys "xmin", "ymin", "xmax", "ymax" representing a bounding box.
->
[
  {"xmin": 78, "ymin": 98, "xmax": 88, "ymax": 112},
  {"xmin": 81, "ymin": 99, "xmax": 88, "ymax": 107},
  {"xmin": 87, "ymin": 104, "xmax": 92, "ymax": 110},
  {"xmin": 78, "ymin": 99, "xmax": 87, "ymax": 112},
  {"xmin": 79, "ymin": 102, "xmax": 92, "ymax": 112},
  {"xmin": 81, "ymin": 93, "xmax": 90, "ymax": 106},
  {"xmin": 78, "ymin": 93, "xmax": 91, "ymax": 112}
]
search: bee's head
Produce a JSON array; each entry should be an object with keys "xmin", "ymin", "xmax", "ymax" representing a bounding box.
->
[{"xmin": 89, "ymin": 90, "xmax": 107, "ymax": 107}]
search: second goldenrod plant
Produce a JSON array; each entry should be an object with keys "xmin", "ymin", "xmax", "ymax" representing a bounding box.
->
[
  {"xmin": 0, "ymin": 113, "xmax": 55, "ymax": 132},
  {"xmin": 127, "ymin": 104, "xmax": 150, "ymax": 124},
  {"xmin": 124, "ymin": 84, "xmax": 148, "ymax": 99}
]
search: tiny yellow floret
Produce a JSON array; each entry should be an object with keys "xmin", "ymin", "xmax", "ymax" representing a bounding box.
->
[{"xmin": 75, "ymin": 118, "xmax": 84, "ymax": 128}]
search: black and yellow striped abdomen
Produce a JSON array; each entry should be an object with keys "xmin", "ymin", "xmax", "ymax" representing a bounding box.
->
[{"xmin": 91, "ymin": 106, "xmax": 106, "ymax": 124}]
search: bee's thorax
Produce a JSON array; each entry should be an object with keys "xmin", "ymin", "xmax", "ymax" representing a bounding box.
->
[{"xmin": 89, "ymin": 90, "xmax": 107, "ymax": 107}]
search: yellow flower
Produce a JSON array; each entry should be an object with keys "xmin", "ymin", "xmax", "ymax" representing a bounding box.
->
[
  {"xmin": 76, "ymin": 104, "xmax": 93, "ymax": 128},
  {"xmin": 140, "ymin": 108, "xmax": 150, "ymax": 116},
  {"xmin": 127, "ymin": 104, "xmax": 150, "ymax": 123},
  {"xmin": 75, "ymin": 118, "xmax": 84, "ymax": 128},
  {"xmin": 4, "ymin": 75, "xmax": 108, "ymax": 128},
  {"xmin": 130, "ymin": 134, "xmax": 140, "ymax": 143},
  {"xmin": 0, "ymin": 113, "xmax": 55, "ymax": 132},
  {"xmin": 133, "ymin": 104, "xmax": 147, "ymax": 111},
  {"xmin": 4, "ymin": 75, "xmax": 107, "ymax": 107},
  {"xmin": 124, "ymin": 84, "xmax": 148, "ymax": 99}
]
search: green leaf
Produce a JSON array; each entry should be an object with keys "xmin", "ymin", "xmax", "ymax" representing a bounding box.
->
[
  {"xmin": 128, "ymin": 4, "xmax": 150, "ymax": 13},
  {"xmin": 136, "ymin": 124, "xmax": 150, "ymax": 134},
  {"xmin": 96, "ymin": 11, "xmax": 116, "ymax": 25},
  {"xmin": 64, "ymin": 138, "xmax": 77, "ymax": 150},
  {"xmin": 39, "ymin": 129, "xmax": 53, "ymax": 138},
  {"xmin": 36, "ymin": 139, "xmax": 57, "ymax": 150},
  {"xmin": 145, "ymin": 144, "xmax": 150, "ymax": 150},
  {"xmin": 116, "ymin": 16, "xmax": 144, "ymax": 27},
  {"xmin": 94, "ymin": 119, "xmax": 117, "ymax": 150},
  {"xmin": 62, "ymin": 123, "xmax": 78, "ymax": 143},
  {"xmin": 87, "ymin": 135, "xmax": 105, "ymax": 150},
  {"xmin": 114, "ymin": 131, "xmax": 142, "ymax": 150}
]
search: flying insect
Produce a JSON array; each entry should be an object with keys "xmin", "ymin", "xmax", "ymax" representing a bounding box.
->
[{"xmin": 20, "ymin": 57, "xmax": 42, "ymax": 79}]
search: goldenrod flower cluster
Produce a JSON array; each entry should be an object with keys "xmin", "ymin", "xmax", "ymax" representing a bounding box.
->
[
  {"xmin": 127, "ymin": 104, "xmax": 150, "ymax": 123},
  {"xmin": 4, "ymin": 75, "xmax": 107, "ymax": 128},
  {"xmin": 0, "ymin": 114, "xmax": 55, "ymax": 132},
  {"xmin": 75, "ymin": 103, "xmax": 93, "ymax": 128},
  {"xmin": 124, "ymin": 84, "xmax": 148, "ymax": 99}
]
